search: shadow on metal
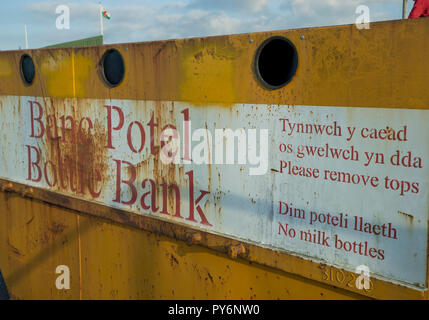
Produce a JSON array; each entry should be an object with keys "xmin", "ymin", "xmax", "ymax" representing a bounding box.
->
[
  {"xmin": 3, "ymin": 200, "xmax": 93, "ymax": 292},
  {"xmin": 0, "ymin": 269, "xmax": 9, "ymax": 300}
]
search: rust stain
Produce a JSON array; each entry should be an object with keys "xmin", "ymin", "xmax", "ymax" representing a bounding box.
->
[
  {"xmin": 37, "ymin": 97, "xmax": 109, "ymax": 202},
  {"xmin": 25, "ymin": 216, "xmax": 34, "ymax": 225},
  {"xmin": 398, "ymin": 211, "xmax": 414, "ymax": 222},
  {"xmin": 7, "ymin": 239, "xmax": 24, "ymax": 256},
  {"xmin": 48, "ymin": 221, "xmax": 67, "ymax": 235},
  {"xmin": 169, "ymin": 253, "xmax": 179, "ymax": 267}
]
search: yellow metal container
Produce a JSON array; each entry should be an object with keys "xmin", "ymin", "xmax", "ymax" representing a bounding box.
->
[{"xmin": 0, "ymin": 17, "xmax": 428, "ymax": 300}]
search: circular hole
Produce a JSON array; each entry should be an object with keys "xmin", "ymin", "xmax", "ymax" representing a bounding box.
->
[
  {"xmin": 100, "ymin": 49, "xmax": 125, "ymax": 87},
  {"xmin": 254, "ymin": 36, "xmax": 298, "ymax": 89},
  {"xmin": 20, "ymin": 54, "xmax": 35, "ymax": 86}
]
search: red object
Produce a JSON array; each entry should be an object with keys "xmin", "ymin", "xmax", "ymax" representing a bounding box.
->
[{"xmin": 409, "ymin": 0, "xmax": 429, "ymax": 18}]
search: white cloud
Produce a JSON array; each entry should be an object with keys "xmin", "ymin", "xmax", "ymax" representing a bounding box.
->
[
  {"xmin": 5, "ymin": 0, "xmax": 406, "ymax": 49},
  {"xmin": 189, "ymin": 0, "xmax": 269, "ymax": 13},
  {"xmin": 208, "ymin": 13, "xmax": 242, "ymax": 34}
]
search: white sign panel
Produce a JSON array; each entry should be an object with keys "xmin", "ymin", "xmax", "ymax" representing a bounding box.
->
[{"xmin": 0, "ymin": 96, "xmax": 427, "ymax": 288}]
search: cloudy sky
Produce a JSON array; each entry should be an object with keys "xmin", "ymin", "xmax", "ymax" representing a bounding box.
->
[{"xmin": 1, "ymin": 0, "xmax": 415, "ymax": 50}]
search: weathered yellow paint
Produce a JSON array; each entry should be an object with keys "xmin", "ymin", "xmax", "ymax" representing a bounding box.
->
[
  {"xmin": 40, "ymin": 51, "xmax": 93, "ymax": 98},
  {"xmin": 179, "ymin": 42, "xmax": 239, "ymax": 106},
  {"xmin": 0, "ymin": 18, "xmax": 427, "ymax": 109},
  {"xmin": 0, "ymin": 191, "xmax": 363, "ymax": 300},
  {"xmin": 0, "ymin": 18, "xmax": 428, "ymax": 300},
  {"xmin": 0, "ymin": 178, "xmax": 424, "ymax": 299},
  {"xmin": 0, "ymin": 192, "xmax": 80, "ymax": 299},
  {"xmin": 0, "ymin": 58, "xmax": 12, "ymax": 78}
]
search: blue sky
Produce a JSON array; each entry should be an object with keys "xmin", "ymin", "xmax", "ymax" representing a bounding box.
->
[{"xmin": 0, "ymin": 0, "xmax": 415, "ymax": 50}]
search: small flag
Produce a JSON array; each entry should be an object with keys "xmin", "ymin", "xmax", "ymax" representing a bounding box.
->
[{"xmin": 102, "ymin": 9, "xmax": 111, "ymax": 20}]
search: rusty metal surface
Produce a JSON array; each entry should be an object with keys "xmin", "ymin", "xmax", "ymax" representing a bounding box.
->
[
  {"xmin": 0, "ymin": 19, "xmax": 427, "ymax": 108},
  {"xmin": 0, "ymin": 18, "xmax": 429, "ymax": 299},
  {"xmin": 0, "ymin": 189, "xmax": 370, "ymax": 300},
  {"xmin": 0, "ymin": 179, "xmax": 425, "ymax": 299}
]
